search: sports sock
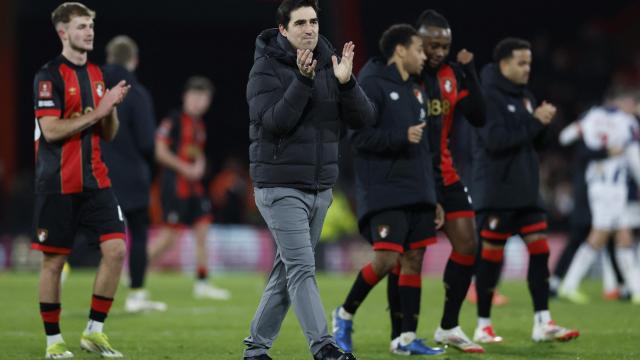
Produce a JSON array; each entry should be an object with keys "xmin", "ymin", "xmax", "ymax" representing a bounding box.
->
[
  {"xmin": 440, "ymin": 251, "xmax": 475, "ymax": 329},
  {"xmin": 561, "ymin": 243, "xmax": 597, "ymax": 293},
  {"xmin": 399, "ymin": 274, "xmax": 421, "ymax": 333},
  {"xmin": 86, "ymin": 294, "xmax": 113, "ymax": 333},
  {"xmin": 527, "ymin": 239, "xmax": 550, "ymax": 312},
  {"xmin": 342, "ymin": 263, "xmax": 383, "ymax": 315}
]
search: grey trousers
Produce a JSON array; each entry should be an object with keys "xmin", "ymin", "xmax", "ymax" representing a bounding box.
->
[{"xmin": 243, "ymin": 187, "xmax": 335, "ymax": 357}]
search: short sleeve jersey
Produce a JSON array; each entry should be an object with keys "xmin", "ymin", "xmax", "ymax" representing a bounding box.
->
[{"xmin": 33, "ymin": 55, "xmax": 112, "ymax": 194}]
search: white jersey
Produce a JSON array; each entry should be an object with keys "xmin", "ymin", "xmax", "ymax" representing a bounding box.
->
[{"xmin": 580, "ymin": 107, "xmax": 639, "ymax": 185}]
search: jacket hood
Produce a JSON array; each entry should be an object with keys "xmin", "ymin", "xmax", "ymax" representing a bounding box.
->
[
  {"xmin": 358, "ymin": 56, "xmax": 408, "ymax": 85},
  {"xmin": 253, "ymin": 28, "xmax": 334, "ymax": 68},
  {"xmin": 480, "ymin": 63, "xmax": 525, "ymax": 95}
]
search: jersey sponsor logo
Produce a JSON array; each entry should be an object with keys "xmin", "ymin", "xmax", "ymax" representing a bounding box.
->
[
  {"xmin": 37, "ymin": 228, "xmax": 48, "ymax": 242},
  {"xmin": 38, "ymin": 81, "xmax": 53, "ymax": 99},
  {"xmin": 378, "ymin": 225, "xmax": 390, "ymax": 239},
  {"xmin": 389, "ymin": 91, "xmax": 400, "ymax": 101},
  {"xmin": 443, "ymin": 79, "xmax": 453, "ymax": 93},
  {"xmin": 38, "ymin": 100, "xmax": 55, "ymax": 107},
  {"xmin": 95, "ymin": 81, "xmax": 105, "ymax": 98},
  {"xmin": 68, "ymin": 87, "xmax": 77, "ymax": 96},
  {"xmin": 507, "ymin": 104, "xmax": 516, "ymax": 113}
]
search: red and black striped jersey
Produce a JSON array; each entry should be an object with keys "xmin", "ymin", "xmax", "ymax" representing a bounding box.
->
[
  {"xmin": 156, "ymin": 110, "xmax": 207, "ymax": 198},
  {"xmin": 422, "ymin": 63, "xmax": 471, "ymax": 186},
  {"xmin": 33, "ymin": 55, "xmax": 111, "ymax": 194}
]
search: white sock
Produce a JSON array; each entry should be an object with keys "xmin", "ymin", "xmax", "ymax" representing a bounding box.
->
[
  {"xmin": 399, "ymin": 332, "xmax": 416, "ymax": 346},
  {"xmin": 549, "ymin": 275, "xmax": 561, "ymax": 291},
  {"xmin": 338, "ymin": 306, "xmax": 353, "ymax": 320},
  {"xmin": 477, "ymin": 317, "xmax": 492, "ymax": 328},
  {"xmin": 615, "ymin": 247, "xmax": 640, "ymax": 296},
  {"xmin": 46, "ymin": 334, "xmax": 64, "ymax": 347},
  {"xmin": 128, "ymin": 289, "xmax": 147, "ymax": 300},
  {"xmin": 601, "ymin": 252, "xmax": 618, "ymax": 294},
  {"xmin": 534, "ymin": 310, "xmax": 551, "ymax": 325},
  {"xmin": 561, "ymin": 243, "xmax": 597, "ymax": 292},
  {"xmin": 85, "ymin": 320, "xmax": 104, "ymax": 334}
]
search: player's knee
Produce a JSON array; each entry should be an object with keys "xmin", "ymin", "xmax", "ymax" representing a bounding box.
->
[
  {"xmin": 373, "ymin": 251, "xmax": 400, "ymax": 274},
  {"xmin": 400, "ymin": 248, "xmax": 425, "ymax": 274},
  {"xmin": 42, "ymin": 254, "xmax": 66, "ymax": 273},
  {"xmin": 453, "ymin": 236, "xmax": 477, "ymax": 256},
  {"xmin": 103, "ymin": 241, "xmax": 127, "ymax": 263}
]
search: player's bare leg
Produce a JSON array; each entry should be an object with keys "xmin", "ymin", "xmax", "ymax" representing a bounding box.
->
[
  {"xmin": 148, "ymin": 226, "xmax": 180, "ymax": 264},
  {"xmin": 434, "ymin": 217, "xmax": 484, "ymax": 353},
  {"xmin": 192, "ymin": 219, "xmax": 230, "ymax": 300}
]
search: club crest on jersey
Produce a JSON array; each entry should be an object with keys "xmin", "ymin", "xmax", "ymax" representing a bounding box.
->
[
  {"xmin": 523, "ymin": 98, "xmax": 533, "ymax": 113},
  {"xmin": 38, "ymin": 81, "xmax": 53, "ymax": 99},
  {"xmin": 95, "ymin": 81, "xmax": 105, "ymax": 98},
  {"xmin": 443, "ymin": 79, "xmax": 453, "ymax": 93},
  {"xmin": 413, "ymin": 89, "xmax": 424, "ymax": 104},
  {"xmin": 378, "ymin": 225, "xmax": 390, "ymax": 239},
  {"xmin": 488, "ymin": 216, "xmax": 499, "ymax": 230},
  {"xmin": 389, "ymin": 92, "xmax": 400, "ymax": 101},
  {"xmin": 507, "ymin": 104, "xmax": 516, "ymax": 113},
  {"xmin": 37, "ymin": 228, "xmax": 48, "ymax": 243}
]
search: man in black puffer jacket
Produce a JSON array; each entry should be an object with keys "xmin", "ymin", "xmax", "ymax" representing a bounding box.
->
[
  {"xmin": 470, "ymin": 37, "xmax": 579, "ymax": 344},
  {"xmin": 331, "ymin": 24, "xmax": 445, "ymax": 356},
  {"xmin": 243, "ymin": 1, "xmax": 374, "ymax": 360}
]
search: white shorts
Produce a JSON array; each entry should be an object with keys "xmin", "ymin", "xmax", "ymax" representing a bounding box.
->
[{"xmin": 588, "ymin": 183, "xmax": 628, "ymax": 230}]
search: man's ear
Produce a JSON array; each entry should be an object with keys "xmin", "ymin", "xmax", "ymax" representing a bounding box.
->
[{"xmin": 278, "ymin": 24, "xmax": 287, "ymax": 38}]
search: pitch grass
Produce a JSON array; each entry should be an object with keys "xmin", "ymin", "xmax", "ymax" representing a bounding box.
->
[{"xmin": 1, "ymin": 271, "xmax": 639, "ymax": 360}]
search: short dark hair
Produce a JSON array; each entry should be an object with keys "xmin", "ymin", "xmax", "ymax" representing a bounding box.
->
[
  {"xmin": 604, "ymin": 85, "xmax": 637, "ymax": 102},
  {"xmin": 416, "ymin": 9, "xmax": 450, "ymax": 30},
  {"xmin": 106, "ymin": 35, "xmax": 138, "ymax": 65},
  {"xmin": 493, "ymin": 37, "xmax": 531, "ymax": 62},
  {"xmin": 379, "ymin": 24, "xmax": 418, "ymax": 60},
  {"xmin": 51, "ymin": 2, "xmax": 95, "ymax": 28},
  {"xmin": 184, "ymin": 76, "xmax": 215, "ymax": 96},
  {"xmin": 276, "ymin": 0, "xmax": 319, "ymax": 28}
]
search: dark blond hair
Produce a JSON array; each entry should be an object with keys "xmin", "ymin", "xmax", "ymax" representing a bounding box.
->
[
  {"xmin": 106, "ymin": 35, "xmax": 139, "ymax": 65},
  {"xmin": 51, "ymin": 2, "xmax": 95, "ymax": 27}
]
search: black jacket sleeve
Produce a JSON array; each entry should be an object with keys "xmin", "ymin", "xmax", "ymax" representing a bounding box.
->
[
  {"xmin": 349, "ymin": 78, "xmax": 409, "ymax": 153},
  {"xmin": 456, "ymin": 61, "xmax": 486, "ymax": 127},
  {"xmin": 477, "ymin": 92, "xmax": 545, "ymax": 153},
  {"xmin": 247, "ymin": 58, "xmax": 312, "ymax": 135},
  {"xmin": 338, "ymin": 77, "xmax": 376, "ymax": 129},
  {"xmin": 131, "ymin": 86, "xmax": 156, "ymax": 163}
]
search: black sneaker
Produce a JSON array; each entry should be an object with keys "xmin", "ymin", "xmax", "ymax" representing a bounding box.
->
[
  {"xmin": 244, "ymin": 355, "xmax": 272, "ymax": 360},
  {"xmin": 313, "ymin": 344, "xmax": 356, "ymax": 360}
]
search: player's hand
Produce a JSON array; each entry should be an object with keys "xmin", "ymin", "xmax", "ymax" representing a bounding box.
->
[
  {"xmin": 533, "ymin": 101, "xmax": 556, "ymax": 125},
  {"xmin": 94, "ymin": 80, "xmax": 130, "ymax": 119},
  {"xmin": 408, "ymin": 122, "xmax": 426, "ymax": 144},
  {"xmin": 435, "ymin": 203, "xmax": 445, "ymax": 230},
  {"xmin": 297, "ymin": 49, "xmax": 317, "ymax": 79},
  {"xmin": 456, "ymin": 49, "xmax": 474, "ymax": 65},
  {"xmin": 332, "ymin": 41, "xmax": 355, "ymax": 84}
]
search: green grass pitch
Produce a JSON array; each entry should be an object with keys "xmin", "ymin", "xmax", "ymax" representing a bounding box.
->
[{"xmin": 1, "ymin": 271, "xmax": 639, "ymax": 359}]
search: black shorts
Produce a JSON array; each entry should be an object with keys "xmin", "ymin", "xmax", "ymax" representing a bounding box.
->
[
  {"xmin": 32, "ymin": 188, "xmax": 126, "ymax": 255},
  {"xmin": 440, "ymin": 181, "xmax": 474, "ymax": 221},
  {"xmin": 161, "ymin": 193, "xmax": 212, "ymax": 227},
  {"xmin": 477, "ymin": 209, "xmax": 547, "ymax": 245},
  {"xmin": 363, "ymin": 205, "xmax": 437, "ymax": 253}
]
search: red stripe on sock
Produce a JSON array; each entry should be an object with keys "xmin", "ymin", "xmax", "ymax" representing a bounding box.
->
[
  {"xmin": 520, "ymin": 221, "xmax": 547, "ymax": 234},
  {"xmin": 480, "ymin": 230, "xmax": 511, "ymax": 240},
  {"xmin": 91, "ymin": 295, "xmax": 113, "ymax": 314},
  {"xmin": 398, "ymin": 274, "xmax": 422, "ymax": 288},
  {"xmin": 197, "ymin": 266, "xmax": 208, "ymax": 279},
  {"xmin": 527, "ymin": 238, "xmax": 550, "ymax": 254},
  {"xmin": 41, "ymin": 309, "xmax": 61, "ymax": 323},
  {"xmin": 481, "ymin": 248, "xmax": 504, "ymax": 263},
  {"xmin": 361, "ymin": 263, "xmax": 381, "ymax": 286},
  {"xmin": 450, "ymin": 251, "xmax": 475, "ymax": 266}
]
